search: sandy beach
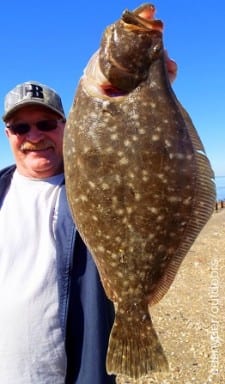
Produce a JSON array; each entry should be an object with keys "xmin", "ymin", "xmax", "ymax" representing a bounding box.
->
[{"xmin": 117, "ymin": 207, "xmax": 225, "ymax": 384}]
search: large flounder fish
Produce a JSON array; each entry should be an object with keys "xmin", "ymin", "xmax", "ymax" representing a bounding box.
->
[{"xmin": 63, "ymin": 3, "xmax": 216, "ymax": 380}]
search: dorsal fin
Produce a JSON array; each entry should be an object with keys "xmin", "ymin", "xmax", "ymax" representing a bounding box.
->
[{"xmin": 149, "ymin": 102, "xmax": 216, "ymax": 306}]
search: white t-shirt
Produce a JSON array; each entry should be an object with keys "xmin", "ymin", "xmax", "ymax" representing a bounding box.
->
[{"xmin": 0, "ymin": 170, "xmax": 67, "ymax": 383}]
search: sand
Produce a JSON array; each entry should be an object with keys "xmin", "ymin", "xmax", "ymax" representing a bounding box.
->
[{"xmin": 117, "ymin": 208, "xmax": 225, "ymax": 384}]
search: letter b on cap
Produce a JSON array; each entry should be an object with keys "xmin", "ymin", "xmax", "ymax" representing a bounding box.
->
[{"xmin": 24, "ymin": 84, "xmax": 44, "ymax": 99}]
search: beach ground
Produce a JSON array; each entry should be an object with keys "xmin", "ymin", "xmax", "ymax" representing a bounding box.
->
[{"xmin": 117, "ymin": 208, "xmax": 225, "ymax": 384}]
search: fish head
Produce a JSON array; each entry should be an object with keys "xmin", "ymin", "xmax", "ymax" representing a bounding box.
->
[{"xmin": 99, "ymin": 4, "xmax": 164, "ymax": 92}]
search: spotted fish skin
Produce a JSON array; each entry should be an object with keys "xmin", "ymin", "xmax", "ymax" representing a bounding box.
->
[{"xmin": 63, "ymin": 3, "xmax": 216, "ymax": 380}]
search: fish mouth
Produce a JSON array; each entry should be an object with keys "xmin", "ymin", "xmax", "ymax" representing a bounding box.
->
[
  {"xmin": 122, "ymin": 4, "xmax": 163, "ymax": 32},
  {"xmin": 84, "ymin": 4, "xmax": 164, "ymax": 98}
]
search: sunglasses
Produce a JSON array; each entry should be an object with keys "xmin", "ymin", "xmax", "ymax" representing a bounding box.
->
[{"xmin": 6, "ymin": 119, "xmax": 65, "ymax": 135}]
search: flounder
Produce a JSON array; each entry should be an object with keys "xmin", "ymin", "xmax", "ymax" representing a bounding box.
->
[{"xmin": 63, "ymin": 3, "xmax": 216, "ymax": 380}]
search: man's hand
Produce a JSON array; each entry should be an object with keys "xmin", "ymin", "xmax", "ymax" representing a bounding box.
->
[{"xmin": 165, "ymin": 50, "xmax": 178, "ymax": 83}]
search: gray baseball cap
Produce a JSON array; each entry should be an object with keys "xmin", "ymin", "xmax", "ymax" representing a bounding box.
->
[{"xmin": 2, "ymin": 81, "xmax": 65, "ymax": 121}]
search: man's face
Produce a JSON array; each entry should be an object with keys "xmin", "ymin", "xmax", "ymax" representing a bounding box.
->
[{"xmin": 5, "ymin": 105, "xmax": 66, "ymax": 178}]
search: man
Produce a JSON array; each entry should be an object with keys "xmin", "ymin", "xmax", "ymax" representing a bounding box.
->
[
  {"xmin": 0, "ymin": 55, "xmax": 177, "ymax": 383},
  {"xmin": 0, "ymin": 81, "xmax": 115, "ymax": 384}
]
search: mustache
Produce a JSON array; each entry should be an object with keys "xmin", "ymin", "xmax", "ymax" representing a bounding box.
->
[{"xmin": 20, "ymin": 139, "xmax": 55, "ymax": 152}]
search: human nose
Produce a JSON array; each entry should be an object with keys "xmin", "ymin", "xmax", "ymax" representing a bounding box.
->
[{"xmin": 25, "ymin": 125, "xmax": 45, "ymax": 141}]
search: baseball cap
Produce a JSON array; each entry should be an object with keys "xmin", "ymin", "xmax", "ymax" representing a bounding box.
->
[{"xmin": 2, "ymin": 81, "xmax": 65, "ymax": 121}]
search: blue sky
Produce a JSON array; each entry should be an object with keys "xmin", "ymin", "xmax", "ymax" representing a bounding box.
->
[{"xmin": 0, "ymin": 0, "xmax": 224, "ymax": 176}]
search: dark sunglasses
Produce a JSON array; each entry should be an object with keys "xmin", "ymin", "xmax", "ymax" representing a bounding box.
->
[{"xmin": 6, "ymin": 119, "xmax": 65, "ymax": 135}]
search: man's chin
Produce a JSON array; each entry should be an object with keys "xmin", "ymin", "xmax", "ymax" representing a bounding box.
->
[{"xmin": 25, "ymin": 156, "xmax": 53, "ymax": 173}]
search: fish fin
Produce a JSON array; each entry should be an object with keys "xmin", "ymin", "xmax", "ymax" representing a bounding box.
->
[
  {"xmin": 149, "ymin": 106, "xmax": 216, "ymax": 306},
  {"xmin": 106, "ymin": 304, "xmax": 168, "ymax": 379}
]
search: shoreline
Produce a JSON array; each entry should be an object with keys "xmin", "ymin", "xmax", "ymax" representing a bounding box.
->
[{"xmin": 150, "ymin": 208, "xmax": 225, "ymax": 384}]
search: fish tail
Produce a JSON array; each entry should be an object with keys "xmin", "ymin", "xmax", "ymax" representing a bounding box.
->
[{"xmin": 106, "ymin": 305, "xmax": 168, "ymax": 379}]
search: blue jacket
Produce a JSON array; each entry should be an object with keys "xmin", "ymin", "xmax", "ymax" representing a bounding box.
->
[{"xmin": 0, "ymin": 165, "xmax": 116, "ymax": 384}]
